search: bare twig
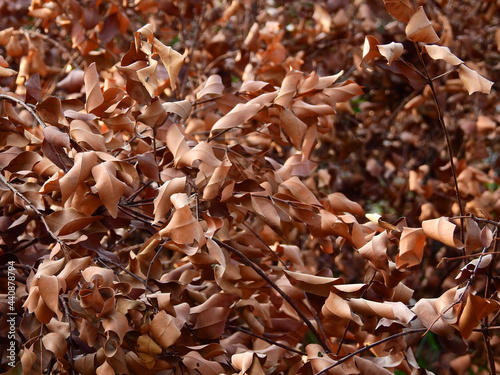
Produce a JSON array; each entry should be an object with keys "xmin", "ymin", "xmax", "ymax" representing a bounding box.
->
[
  {"xmin": 0, "ymin": 173, "xmax": 66, "ymax": 250},
  {"xmin": 226, "ymin": 325, "xmax": 305, "ymax": 355},
  {"xmin": 314, "ymin": 328, "xmax": 428, "ymax": 375},
  {"xmin": 213, "ymin": 238, "xmax": 331, "ymax": 353},
  {"xmin": 413, "ymin": 42, "xmax": 465, "ymax": 247}
]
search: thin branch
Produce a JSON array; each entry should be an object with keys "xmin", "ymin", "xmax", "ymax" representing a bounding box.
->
[
  {"xmin": 226, "ymin": 325, "xmax": 305, "ymax": 355},
  {"xmin": 213, "ymin": 238, "xmax": 331, "ymax": 353},
  {"xmin": 314, "ymin": 328, "xmax": 428, "ymax": 375},
  {"xmin": 0, "ymin": 93, "xmax": 46, "ymax": 128},
  {"xmin": 0, "ymin": 173, "xmax": 66, "ymax": 250},
  {"xmin": 413, "ymin": 42, "xmax": 465, "ymax": 247}
]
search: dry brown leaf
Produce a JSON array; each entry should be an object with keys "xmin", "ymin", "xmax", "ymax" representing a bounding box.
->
[
  {"xmin": 45, "ymin": 208, "xmax": 101, "ymax": 236},
  {"xmin": 457, "ymin": 64, "xmax": 493, "ymax": 95},
  {"xmin": 405, "ymin": 7, "xmax": 440, "ymax": 44},
  {"xmin": 42, "ymin": 332, "xmax": 68, "ymax": 358},
  {"xmin": 153, "ymin": 176, "xmax": 186, "ymax": 223},
  {"xmin": 396, "ymin": 227, "xmax": 426, "ymax": 269},
  {"xmin": 422, "ymin": 217, "xmax": 464, "ymax": 249},
  {"xmin": 284, "ymin": 269, "xmax": 343, "ymax": 297},
  {"xmin": 458, "ymin": 294, "xmax": 500, "ymax": 339},
  {"xmin": 59, "ymin": 151, "xmax": 98, "ymax": 203},
  {"xmin": 149, "ymin": 310, "xmax": 181, "ymax": 349},
  {"xmin": 196, "ymin": 74, "xmax": 224, "ymax": 99},
  {"xmin": 183, "ymin": 351, "xmax": 225, "ymax": 375},
  {"xmin": 84, "ymin": 62, "xmax": 104, "ymax": 114},
  {"xmin": 153, "ymin": 37, "xmax": 184, "ymax": 91},
  {"xmin": 162, "ymin": 100, "xmax": 192, "ymax": 120},
  {"xmin": 377, "ymin": 42, "xmax": 404, "ymax": 65},
  {"xmin": 383, "ymin": 0, "xmax": 415, "ymax": 23},
  {"xmin": 279, "ymin": 107, "xmax": 307, "ymax": 150},
  {"xmin": 159, "ymin": 194, "xmax": 205, "ymax": 246},
  {"xmin": 422, "ymin": 45, "xmax": 463, "ymax": 66},
  {"xmin": 274, "ymin": 69, "xmax": 303, "ymax": 108},
  {"xmin": 91, "ymin": 161, "xmax": 128, "ymax": 218}
]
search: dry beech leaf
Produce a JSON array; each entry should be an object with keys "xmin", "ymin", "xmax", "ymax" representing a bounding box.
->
[
  {"xmin": 361, "ymin": 35, "xmax": 382, "ymax": 68},
  {"xmin": 196, "ymin": 74, "xmax": 224, "ymax": 99},
  {"xmin": 38, "ymin": 275, "xmax": 63, "ymax": 321},
  {"xmin": 102, "ymin": 311, "xmax": 128, "ymax": 343},
  {"xmin": 91, "ymin": 161, "xmax": 128, "ymax": 218},
  {"xmin": 232, "ymin": 351, "xmax": 267, "ymax": 375},
  {"xmin": 160, "ymin": 193, "xmax": 205, "ymax": 247},
  {"xmin": 325, "ymin": 192, "xmax": 364, "ymax": 216},
  {"xmin": 422, "ymin": 45, "xmax": 463, "ymax": 66},
  {"xmin": 422, "ymin": 217, "xmax": 464, "ymax": 249},
  {"xmin": 457, "ymin": 64, "xmax": 493, "ymax": 95},
  {"xmin": 279, "ymin": 107, "xmax": 307, "ymax": 150},
  {"xmin": 377, "ymin": 42, "xmax": 404, "ymax": 65},
  {"xmin": 280, "ymin": 176, "xmax": 320, "ymax": 206},
  {"xmin": 84, "ymin": 62, "xmax": 104, "ymax": 114},
  {"xmin": 59, "ymin": 151, "xmax": 98, "ymax": 203},
  {"xmin": 150, "ymin": 310, "xmax": 181, "ymax": 349},
  {"xmin": 383, "ymin": 0, "xmax": 414, "ymax": 23},
  {"xmin": 45, "ymin": 208, "xmax": 101, "ymax": 236},
  {"xmin": 405, "ymin": 7, "xmax": 439, "ymax": 44},
  {"xmin": 274, "ymin": 69, "xmax": 303, "ymax": 108},
  {"xmin": 153, "ymin": 176, "xmax": 186, "ymax": 223},
  {"xmin": 358, "ymin": 231, "xmax": 390, "ymax": 273},
  {"xmin": 458, "ymin": 294, "xmax": 500, "ymax": 339},
  {"xmin": 136, "ymin": 56, "xmax": 158, "ymax": 97},
  {"xmin": 162, "ymin": 100, "xmax": 192, "ymax": 120},
  {"xmin": 396, "ymin": 227, "xmax": 426, "ymax": 269},
  {"xmin": 177, "ymin": 141, "xmax": 222, "ymax": 169},
  {"xmin": 203, "ymin": 159, "xmax": 231, "ymax": 200},
  {"xmin": 42, "ymin": 332, "xmax": 67, "ymax": 358},
  {"xmin": 183, "ymin": 351, "xmax": 225, "ymax": 375},
  {"xmin": 297, "ymin": 70, "xmax": 343, "ymax": 95},
  {"xmin": 70, "ymin": 120, "xmax": 106, "ymax": 152},
  {"xmin": 43, "ymin": 126, "xmax": 70, "ymax": 149},
  {"xmin": 323, "ymin": 292, "xmax": 363, "ymax": 325},
  {"xmin": 166, "ymin": 124, "xmax": 190, "ymax": 166},
  {"xmin": 284, "ymin": 269, "xmax": 343, "ymax": 297},
  {"xmin": 455, "ymin": 254, "xmax": 492, "ymax": 281},
  {"xmin": 153, "ymin": 37, "xmax": 184, "ymax": 91}
]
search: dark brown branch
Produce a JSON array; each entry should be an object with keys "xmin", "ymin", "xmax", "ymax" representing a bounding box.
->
[
  {"xmin": 314, "ymin": 328, "xmax": 428, "ymax": 375},
  {"xmin": 226, "ymin": 325, "xmax": 305, "ymax": 356},
  {"xmin": 213, "ymin": 238, "xmax": 331, "ymax": 353}
]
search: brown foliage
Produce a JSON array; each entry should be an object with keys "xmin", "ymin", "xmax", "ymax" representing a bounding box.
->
[{"xmin": 0, "ymin": 0, "xmax": 499, "ymax": 374}]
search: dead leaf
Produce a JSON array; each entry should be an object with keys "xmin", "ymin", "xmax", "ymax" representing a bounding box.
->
[{"xmin": 405, "ymin": 7, "xmax": 440, "ymax": 44}]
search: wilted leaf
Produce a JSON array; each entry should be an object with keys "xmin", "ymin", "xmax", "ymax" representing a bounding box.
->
[
  {"xmin": 92, "ymin": 161, "xmax": 128, "ymax": 218},
  {"xmin": 405, "ymin": 7, "xmax": 440, "ymax": 43},
  {"xmin": 284, "ymin": 269, "xmax": 343, "ymax": 297},
  {"xmin": 422, "ymin": 217, "xmax": 464, "ymax": 249},
  {"xmin": 154, "ymin": 37, "xmax": 184, "ymax": 91},
  {"xmin": 84, "ymin": 62, "xmax": 104, "ymax": 114},
  {"xmin": 422, "ymin": 45, "xmax": 463, "ymax": 66},
  {"xmin": 153, "ymin": 176, "xmax": 187, "ymax": 223},
  {"xmin": 274, "ymin": 69, "xmax": 303, "ymax": 107},
  {"xmin": 196, "ymin": 74, "xmax": 224, "ymax": 99},
  {"xmin": 377, "ymin": 42, "xmax": 404, "ymax": 65},
  {"xmin": 150, "ymin": 310, "xmax": 181, "ymax": 348},
  {"xmin": 45, "ymin": 208, "xmax": 101, "ymax": 236},
  {"xmin": 384, "ymin": 0, "xmax": 414, "ymax": 23},
  {"xmin": 457, "ymin": 64, "xmax": 493, "ymax": 95},
  {"xmin": 162, "ymin": 100, "xmax": 192, "ymax": 120},
  {"xmin": 458, "ymin": 294, "xmax": 500, "ymax": 339},
  {"xmin": 396, "ymin": 227, "xmax": 426, "ymax": 268}
]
